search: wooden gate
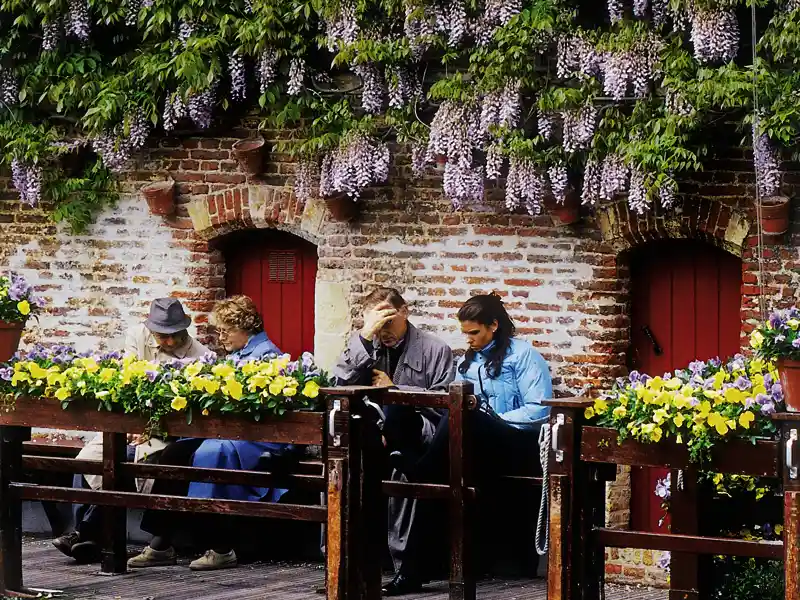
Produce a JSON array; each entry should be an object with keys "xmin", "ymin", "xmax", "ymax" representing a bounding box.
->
[
  {"xmin": 224, "ymin": 230, "xmax": 318, "ymax": 359},
  {"xmin": 628, "ymin": 239, "xmax": 742, "ymax": 533}
]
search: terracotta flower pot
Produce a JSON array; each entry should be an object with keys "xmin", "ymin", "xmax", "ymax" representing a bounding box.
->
[
  {"xmin": 434, "ymin": 154, "xmax": 447, "ymax": 172},
  {"xmin": 550, "ymin": 190, "xmax": 582, "ymax": 225},
  {"xmin": 232, "ymin": 137, "xmax": 266, "ymax": 175},
  {"xmin": 324, "ymin": 193, "xmax": 359, "ymax": 222},
  {"xmin": 778, "ymin": 358, "xmax": 800, "ymax": 412},
  {"xmin": 142, "ymin": 180, "xmax": 176, "ymax": 216},
  {"xmin": 0, "ymin": 321, "xmax": 23, "ymax": 363},
  {"xmin": 759, "ymin": 196, "xmax": 790, "ymax": 238}
]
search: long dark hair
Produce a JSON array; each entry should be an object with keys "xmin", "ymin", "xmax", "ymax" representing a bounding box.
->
[{"xmin": 456, "ymin": 294, "xmax": 515, "ymax": 379}]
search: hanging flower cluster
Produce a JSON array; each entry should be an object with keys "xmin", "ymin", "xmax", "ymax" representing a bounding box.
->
[
  {"xmin": 601, "ymin": 34, "xmax": 664, "ymax": 100},
  {"xmin": 753, "ymin": 126, "xmax": 781, "ymax": 198},
  {"xmin": 318, "ymin": 132, "xmax": 391, "ymax": 200},
  {"xmin": 690, "ymin": 8, "xmax": 739, "ymax": 64},
  {"xmin": 10, "ymin": 160, "xmax": 43, "ymax": 207},
  {"xmin": 91, "ymin": 109, "xmax": 151, "ymax": 172}
]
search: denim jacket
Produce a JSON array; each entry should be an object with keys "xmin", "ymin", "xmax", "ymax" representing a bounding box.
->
[
  {"xmin": 455, "ymin": 338, "xmax": 552, "ymax": 428},
  {"xmin": 231, "ymin": 331, "xmax": 281, "ymax": 362}
]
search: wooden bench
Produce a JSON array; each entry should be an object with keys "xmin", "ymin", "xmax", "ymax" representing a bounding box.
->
[
  {"xmin": 0, "ymin": 395, "xmax": 369, "ymax": 600},
  {"xmin": 322, "ymin": 381, "xmax": 547, "ymax": 600}
]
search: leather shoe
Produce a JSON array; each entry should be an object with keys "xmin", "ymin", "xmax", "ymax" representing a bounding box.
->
[
  {"xmin": 382, "ymin": 573, "xmax": 423, "ymax": 596},
  {"xmin": 70, "ymin": 540, "xmax": 101, "ymax": 564}
]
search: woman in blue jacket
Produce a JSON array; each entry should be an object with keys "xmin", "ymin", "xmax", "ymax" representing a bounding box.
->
[{"xmin": 386, "ymin": 293, "xmax": 552, "ymax": 595}]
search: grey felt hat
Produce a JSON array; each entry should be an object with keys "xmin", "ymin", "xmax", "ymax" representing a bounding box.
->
[{"xmin": 144, "ymin": 298, "xmax": 192, "ymax": 335}]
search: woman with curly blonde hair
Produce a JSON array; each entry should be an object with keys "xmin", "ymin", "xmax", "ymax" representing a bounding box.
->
[{"xmin": 211, "ymin": 295, "xmax": 280, "ymax": 360}]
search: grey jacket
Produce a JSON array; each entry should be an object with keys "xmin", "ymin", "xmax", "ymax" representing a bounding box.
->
[{"xmin": 333, "ymin": 323, "xmax": 454, "ymax": 392}]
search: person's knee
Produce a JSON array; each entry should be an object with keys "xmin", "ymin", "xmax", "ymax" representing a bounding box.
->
[{"xmin": 194, "ymin": 440, "xmax": 236, "ymax": 463}]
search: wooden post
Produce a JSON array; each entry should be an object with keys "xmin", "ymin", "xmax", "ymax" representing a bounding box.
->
[
  {"xmin": 325, "ymin": 394, "xmax": 352, "ymax": 600},
  {"xmin": 100, "ymin": 432, "xmax": 127, "ymax": 575},
  {"xmin": 0, "ymin": 426, "xmax": 29, "ymax": 595},
  {"xmin": 542, "ymin": 398, "xmax": 593, "ymax": 600},
  {"xmin": 781, "ymin": 418, "xmax": 800, "ymax": 600},
  {"xmin": 447, "ymin": 380, "xmax": 474, "ymax": 600},
  {"xmin": 669, "ymin": 466, "xmax": 700, "ymax": 600}
]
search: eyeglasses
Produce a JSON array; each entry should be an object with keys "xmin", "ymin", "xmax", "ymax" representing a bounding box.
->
[{"xmin": 216, "ymin": 327, "xmax": 234, "ymax": 339}]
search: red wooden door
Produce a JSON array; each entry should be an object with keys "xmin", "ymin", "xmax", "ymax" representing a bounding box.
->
[
  {"xmin": 224, "ymin": 230, "xmax": 317, "ymax": 360},
  {"xmin": 628, "ymin": 240, "xmax": 741, "ymax": 532}
]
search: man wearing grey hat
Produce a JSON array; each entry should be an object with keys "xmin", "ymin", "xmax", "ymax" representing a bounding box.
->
[{"xmin": 53, "ymin": 297, "xmax": 209, "ymax": 563}]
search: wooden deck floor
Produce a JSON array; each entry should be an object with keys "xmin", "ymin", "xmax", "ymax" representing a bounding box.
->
[{"xmin": 17, "ymin": 538, "xmax": 667, "ymax": 600}]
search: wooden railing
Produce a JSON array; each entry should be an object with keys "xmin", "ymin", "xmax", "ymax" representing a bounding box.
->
[
  {"xmin": 0, "ymin": 396, "xmax": 365, "ymax": 600},
  {"xmin": 322, "ymin": 381, "xmax": 546, "ymax": 600},
  {"xmin": 544, "ymin": 398, "xmax": 798, "ymax": 600}
]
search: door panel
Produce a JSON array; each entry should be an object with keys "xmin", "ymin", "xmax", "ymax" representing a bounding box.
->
[
  {"xmin": 225, "ymin": 231, "xmax": 317, "ymax": 360},
  {"xmin": 628, "ymin": 240, "xmax": 742, "ymax": 533}
]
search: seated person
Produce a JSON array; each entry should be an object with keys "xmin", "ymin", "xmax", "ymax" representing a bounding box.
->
[
  {"xmin": 332, "ymin": 287, "xmax": 454, "ymax": 595},
  {"xmin": 127, "ymin": 295, "xmax": 288, "ymax": 571},
  {"xmin": 384, "ymin": 293, "xmax": 552, "ymax": 595},
  {"xmin": 52, "ymin": 298, "xmax": 208, "ymax": 563}
]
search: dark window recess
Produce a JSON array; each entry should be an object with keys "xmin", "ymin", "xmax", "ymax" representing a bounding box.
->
[{"xmin": 268, "ymin": 251, "xmax": 297, "ymax": 283}]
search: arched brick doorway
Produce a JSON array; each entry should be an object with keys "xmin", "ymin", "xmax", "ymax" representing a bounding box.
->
[
  {"xmin": 221, "ymin": 229, "xmax": 318, "ymax": 359},
  {"xmin": 627, "ymin": 239, "xmax": 742, "ymax": 534}
]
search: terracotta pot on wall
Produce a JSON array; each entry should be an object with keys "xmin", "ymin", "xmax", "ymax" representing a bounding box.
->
[
  {"xmin": 232, "ymin": 137, "xmax": 267, "ymax": 175},
  {"xmin": 550, "ymin": 189, "xmax": 582, "ymax": 225},
  {"xmin": 778, "ymin": 358, "xmax": 800, "ymax": 412},
  {"xmin": 142, "ymin": 180, "xmax": 176, "ymax": 216},
  {"xmin": 324, "ymin": 193, "xmax": 360, "ymax": 222},
  {"xmin": 0, "ymin": 321, "xmax": 23, "ymax": 363},
  {"xmin": 759, "ymin": 195, "xmax": 790, "ymax": 239}
]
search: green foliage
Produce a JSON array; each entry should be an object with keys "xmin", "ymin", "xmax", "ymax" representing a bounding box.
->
[{"xmin": 1, "ymin": 0, "xmax": 800, "ymax": 229}]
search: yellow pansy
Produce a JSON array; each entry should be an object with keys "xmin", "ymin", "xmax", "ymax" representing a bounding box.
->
[
  {"xmin": 302, "ymin": 381, "xmax": 320, "ymax": 399},
  {"xmin": 16, "ymin": 300, "xmax": 30, "ymax": 316},
  {"xmin": 222, "ymin": 378, "xmax": 243, "ymax": 400},
  {"xmin": 47, "ymin": 371, "xmax": 65, "ymax": 386},
  {"xmin": 647, "ymin": 377, "xmax": 664, "ymax": 391},
  {"xmin": 706, "ymin": 411, "xmax": 729, "ymax": 435},
  {"xmin": 184, "ymin": 362, "xmax": 204, "ymax": 378},
  {"xmin": 750, "ymin": 331, "xmax": 764, "ymax": 349},
  {"xmin": 593, "ymin": 399, "xmax": 608, "ymax": 415},
  {"xmin": 99, "ymin": 368, "xmax": 117, "ymax": 383},
  {"xmin": 790, "ymin": 319, "xmax": 800, "ymax": 330},
  {"xmin": 204, "ymin": 378, "xmax": 221, "ymax": 395},
  {"xmin": 190, "ymin": 377, "xmax": 207, "ymax": 391},
  {"xmin": 212, "ymin": 363, "xmax": 235, "ymax": 379},
  {"xmin": 739, "ymin": 411, "xmax": 755, "ymax": 429},
  {"xmin": 248, "ymin": 374, "xmax": 269, "ymax": 391},
  {"xmin": 202, "ymin": 409, "xmax": 210, "ymax": 416},
  {"xmin": 28, "ymin": 363, "xmax": 48, "ymax": 380},
  {"xmin": 665, "ymin": 378, "xmax": 682, "ymax": 390},
  {"xmin": 673, "ymin": 413, "xmax": 685, "ymax": 428},
  {"xmin": 713, "ymin": 371, "xmax": 725, "ymax": 390},
  {"xmin": 241, "ymin": 362, "xmax": 259, "ymax": 376},
  {"xmin": 11, "ymin": 371, "xmax": 30, "ymax": 386},
  {"xmin": 584, "ymin": 407, "xmax": 595, "ymax": 419},
  {"xmin": 54, "ymin": 387, "xmax": 71, "ymax": 401},
  {"xmin": 171, "ymin": 396, "xmax": 188, "ymax": 411},
  {"xmin": 169, "ymin": 381, "xmax": 182, "ymax": 395},
  {"xmin": 724, "ymin": 388, "xmax": 745, "ymax": 405},
  {"xmin": 651, "ymin": 426, "xmax": 663, "ymax": 443},
  {"xmin": 726, "ymin": 419, "xmax": 736, "ymax": 431},
  {"xmin": 613, "ymin": 406, "xmax": 627, "ymax": 419},
  {"xmin": 652, "ymin": 408, "xmax": 669, "ymax": 425},
  {"xmin": 269, "ymin": 377, "xmax": 287, "ymax": 396},
  {"xmin": 283, "ymin": 386, "xmax": 297, "ymax": 397}
]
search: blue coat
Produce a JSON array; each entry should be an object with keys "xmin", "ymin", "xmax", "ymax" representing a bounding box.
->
[
  {"xmin": 455, "ymin": 338, "xmax": 552, "ymax": 428},
  {"xmin": 187, "ymin": 331, "xmax": 293, "ymax": 503}
]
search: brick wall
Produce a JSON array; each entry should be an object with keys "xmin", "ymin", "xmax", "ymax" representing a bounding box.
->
[{"xmin": 1, "ymin": 122, "xmax": 799, "ymax": 587}]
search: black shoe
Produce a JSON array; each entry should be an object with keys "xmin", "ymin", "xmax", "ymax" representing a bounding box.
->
[
  {"xmin": 70, "ymin": 540, "xmax": 101, "ymax": 564},
  {"xmin": 382, "ymin": 573, "xmax": 423, "ymax": 597},
  {"xmin": 52, "ymin": 531, "xmax": 80, "ymax": 558}
]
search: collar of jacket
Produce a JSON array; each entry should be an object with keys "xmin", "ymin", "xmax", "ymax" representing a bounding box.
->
[
  {"xmin": 237, "ymin": 331, "xmax": 269, "ymax": 358},
  {"xmin": 478, "ymin": 340, "xmax": 497, "ymax": 357},
  {"xmin": 372, "ymin": 322, "xmax": 423, "ymax": 372}
]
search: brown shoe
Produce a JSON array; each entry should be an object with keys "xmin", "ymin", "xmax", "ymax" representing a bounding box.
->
[{"xmin": 52, "ymin": 531, "xmax": 80, "ymax": 558}]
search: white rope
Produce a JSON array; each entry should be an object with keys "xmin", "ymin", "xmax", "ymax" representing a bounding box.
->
[{"xmin": 535, "ymin": 423, "xmax": 551, "ymax": 556}]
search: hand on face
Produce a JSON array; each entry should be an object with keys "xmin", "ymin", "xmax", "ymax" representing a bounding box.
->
[
  {"xmin": 372, "ymin": 369, "xmax": 394, "ymax": 388},
  {"xmin": 361, "ymin": 301, "xmax": 399, "ymax": 341}
]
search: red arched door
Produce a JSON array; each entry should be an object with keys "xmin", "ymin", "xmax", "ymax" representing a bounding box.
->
[
  {"xmin": 628, "ymin": 239, "xmax": 742, "ymax": 533},
  {"xmin": 224, "ymin": 230, "xmax": 317, "ymax": 359}
]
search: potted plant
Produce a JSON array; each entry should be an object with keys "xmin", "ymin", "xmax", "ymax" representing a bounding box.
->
[
  {"xmin": 141, "ymin": 178, "xmax": 176, "ymax": 216},
  {"xmin": 232, "ymin": 136, "xmax": 267, "ymax": 175},
  {"xmin": 0, "ymin": 273, "xmax": 43, "ymax": 363},
  {"xmin": 751, "ymin": 307, "xmax": 800, "ymax": 411},
  {"xmin": 758, "ymin": 196, "xmax": 790, "ymax": 240},
  {"xmin": 548, "ymin": 189, "xmax": 581, "ymax": 226},
  {"xmin": 323, "ymin": 191, "xmax": 360, "ymax": 221}
]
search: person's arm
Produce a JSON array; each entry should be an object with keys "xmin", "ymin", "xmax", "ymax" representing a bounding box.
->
[
  {"xmin": 427, "ymin": 344, "xmax": 455, "ymax": 392},
  {"xmin": 500, "ymin": 345, "xmax": 552, "ymax": 423},
  {"xmin": 123, "ymin": 326, "xmax": 141, "ymax": 358},
  {"xmin": 332, "ymin": 332, "xmax": 378, "ymax": 385}
]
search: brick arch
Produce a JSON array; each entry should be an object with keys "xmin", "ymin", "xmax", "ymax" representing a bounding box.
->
[
  {"xmin": 595, "ymin": 197, "xmax": 752, "ymax": 257},
  {"xmin": 186, "ymin": 184, "xmax": 324, "ymax": 245}
]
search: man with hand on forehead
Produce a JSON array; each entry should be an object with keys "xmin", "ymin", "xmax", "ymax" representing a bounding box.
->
[{"xmin": 333, "ymin": 287, "xmax": 454, "ymax": 595}]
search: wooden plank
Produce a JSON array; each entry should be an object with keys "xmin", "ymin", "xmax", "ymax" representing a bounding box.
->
[
  {"xmin": 594, "ymin": 528, "xmax": 783, "ymax": 559},
  {"xmin": 326, "ymin": 457, "xmax": 345, "ymax": 600},
  {"xmin": 541, "ymin": 398, "xmax": 593, "ymax": 409},
  {"xmin": 579, "ymin": 427, "xmax": 780, "ymax": 476},
  {"xmin": 547, "ymin": 474, "xmax": 567, "ymax": 600},
  {"xmin": 668, "ymin": 467, "xmax": 699, "ymax": 600},
  {"xmin": 12, "ymin": 484, "xmax": 327, "ymax": 522},
  {"xmin": 0, "ymin": 397, "xmax": 324, "ymax": 445},
  {"xmin": 123, "ymin": 463, "xmax": 326, "ymax": 491},
  {"xmin": 100, "ymin": 432, "xmax": 127, "ymax": 575},
  {"xmin": 22, "ymin": 456, "xmax": 103, "ymax": 475},
  {"xmin": 381, "ymin": 480, "xmax": 477, "ymax": 500},
  {"xmin": 448, "ymin": 381, "xmax": 474, "ymax": 600},
  {"xmin": 0, "ymin": 427, "xmax": 28, "ymax": 595}
]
